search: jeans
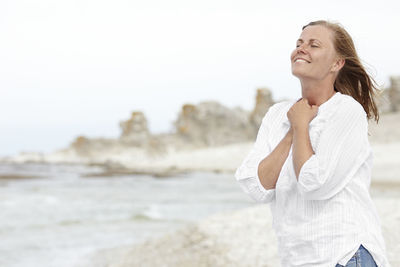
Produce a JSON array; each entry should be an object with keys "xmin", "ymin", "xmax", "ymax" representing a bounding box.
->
[{"xmin": 335, "ymin": 245, "xmax": 378, "ymax": 267}]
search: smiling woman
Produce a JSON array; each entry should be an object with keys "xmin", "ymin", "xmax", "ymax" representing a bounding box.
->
[
  {"xmin": 291, "ymin": 25, "xmax": 344, "ymax": 86},
  {"xmin": 235, "ymin": 20, "xmax": 390, "ymax": 267}
]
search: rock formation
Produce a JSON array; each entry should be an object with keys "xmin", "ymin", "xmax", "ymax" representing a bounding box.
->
[
  {"xmin": 249, "ymin": 88, "xmax": 274, "ymax": 129},
  {"xmin": 173, "ymin": 88, "xmax": 274, "ymax": 147},
  {"xmin": 70, "ymin": 136, "xmax": 91, "ymax": 156},
  {"xmin": 54, "ymin": 88, "xmax": 277, "ymax": 161},
  {"xmin": 70, "ymin": 136, "xmax": 120, "ymax": 157},
  {"xmin": 174, "ymin": 101, "xmax": 256, "ymax": 147},
  {"xmin": 119, "ymin": 111, "xmax": 150, "ymax": 146}
]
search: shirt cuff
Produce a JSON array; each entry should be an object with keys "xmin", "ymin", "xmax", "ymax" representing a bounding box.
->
[
  {"xmin": 255, "ymin": 156, "xmax": 276, "ymax": 194},
  {"xmin": 297, "ymin": 154, "xmax": 321, "ymax": 194}
]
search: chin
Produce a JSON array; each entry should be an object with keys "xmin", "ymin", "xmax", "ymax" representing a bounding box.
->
[
  {"xmin": 291, "ymin": 67, "xmax": 314, "ymax": 80},
  {"xmin": 291, "ymin": 68, "xmax": 303, "ymax": 79}
]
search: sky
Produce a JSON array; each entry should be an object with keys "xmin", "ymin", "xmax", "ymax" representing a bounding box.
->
[{"xmin": 1, "ymin": 0, "xmax": 399, "ymax": 156}]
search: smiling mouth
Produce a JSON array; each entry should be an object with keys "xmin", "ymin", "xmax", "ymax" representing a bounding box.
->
[{"xmin": 294, "ymin": 59, "xmax": 310, "ymax": 63}]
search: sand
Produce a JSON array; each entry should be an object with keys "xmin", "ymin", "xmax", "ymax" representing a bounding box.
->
[{"xmin": 80, "ymin": 192, "xmax": 399, "ymax": 267}]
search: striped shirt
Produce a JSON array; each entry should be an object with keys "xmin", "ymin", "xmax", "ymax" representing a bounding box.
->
[{"xmin": 235, "ymin": 91, "xmax": 390, "ymax": 266}]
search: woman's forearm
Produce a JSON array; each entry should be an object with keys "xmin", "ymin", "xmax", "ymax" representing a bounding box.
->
[
  {"xmin": 257, "ymin": 129, "xmax": 293, "ymax": 190},
  {"xmin": 292, "ymin": 125, "xmax": 314, "ymax": 179}
]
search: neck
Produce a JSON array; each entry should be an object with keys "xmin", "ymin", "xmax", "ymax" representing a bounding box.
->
[{"xmin": 300, "ymin": 78, "xmax": 336, "ymax": 106}]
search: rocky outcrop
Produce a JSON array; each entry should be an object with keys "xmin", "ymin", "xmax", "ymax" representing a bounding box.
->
[
  {"xmin": 45, "ymin": 88, "xmax": 273, "ymax": 165},
  {"xmin": 70, "ymin": 136, "xmax": 121, "ymax": 157},
  {"xmin": 173, "ymin": 88, "xmax": 274, "ymax": 147},
  {"xmin": 70, "ymin": 136, "xmax": 91, "ymax": 156},
  {"xmin": 119, "ymin": 111, "xmax": 150, "ymax": 146},
  {"xmin": 66, "ymin": 87, "xmax": 275, "ymax": 159},
  {"xmin": 174, "ymin": 101, "xmax": 256, "ymax": 147},
  {"xmin": 249, "ymin": 88, "xmax": 274, "ymax": 129}
]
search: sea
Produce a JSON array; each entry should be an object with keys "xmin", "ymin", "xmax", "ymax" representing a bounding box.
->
[{"xmin": 0, "ymin": 162, "xmax": 253, "ymax": 267}]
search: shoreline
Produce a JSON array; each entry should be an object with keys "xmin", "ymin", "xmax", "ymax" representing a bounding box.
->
[
  {"xmin": 1, "ymin": 141, "xmax": 400, "ymax": 182},
  {"xmin": 0, "ymin": 142, "xmax": 249, "ymax": 177}
]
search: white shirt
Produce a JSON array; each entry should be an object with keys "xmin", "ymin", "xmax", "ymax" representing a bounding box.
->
[{"xmin": 235, "ymin": 92, "xmax": 390, "ymax": 267}]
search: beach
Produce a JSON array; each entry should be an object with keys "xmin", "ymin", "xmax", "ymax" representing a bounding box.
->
[
  {"xmin": 76, "ymin": 142, "xmax": 400, "ymax": 267},
  {"xmin": 78, "ymin": 112, "xmax": 400, "ymax": 266},
  {"xmin": 1, "ymin": 112, "xmax": 399, "ymax": 267}
]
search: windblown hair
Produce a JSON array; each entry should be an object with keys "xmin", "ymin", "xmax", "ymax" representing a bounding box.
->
[{"xmin": 302, "ymin": 20, "xmax": 380, "ymax": 123}]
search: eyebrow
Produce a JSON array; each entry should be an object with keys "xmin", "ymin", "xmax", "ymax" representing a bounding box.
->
[{"xmin": 297, "ymin": 38, "xmax": 322, "ymax": 44}]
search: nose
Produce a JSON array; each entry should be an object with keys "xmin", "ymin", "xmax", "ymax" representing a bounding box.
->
[{"xmin": 296, "ymin": 44, "xmax": 307, "ymax": 54}]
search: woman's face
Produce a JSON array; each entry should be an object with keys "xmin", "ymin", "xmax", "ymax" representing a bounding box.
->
[{"xmin": 290, "ymin": 25, "xmax": 340, "ymax": 81}]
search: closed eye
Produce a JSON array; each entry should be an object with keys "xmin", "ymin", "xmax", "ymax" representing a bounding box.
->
[{"xmin": 296, "ymin": 44, "xmax": 319, "ymax": 48}]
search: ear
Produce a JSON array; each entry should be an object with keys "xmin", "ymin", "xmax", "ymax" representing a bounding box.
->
[{"xmin": 332, "ymin": 58, "xmax": 345, "ymax": 72}]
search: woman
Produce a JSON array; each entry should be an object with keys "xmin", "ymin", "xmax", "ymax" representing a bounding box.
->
[{"xmin": 235, "ymin": 20, "xmax": 390, "ymax": 267}]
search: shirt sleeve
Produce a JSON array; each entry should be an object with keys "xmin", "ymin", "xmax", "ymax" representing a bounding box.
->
[
  {"xmin": 296, "ymin": 101, "xmax": 370, "ymax": 201},
  {"xmin": 234, "ymin": 103, "xmax": 279, "ymax": 204}
]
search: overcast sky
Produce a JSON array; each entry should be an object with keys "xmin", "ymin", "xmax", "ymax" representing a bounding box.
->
[{"xmin": 1, "ymin": 0, "xmax": 398, "ymax": 156}]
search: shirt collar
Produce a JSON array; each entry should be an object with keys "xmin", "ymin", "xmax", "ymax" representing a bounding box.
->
[{"xmin": 282, "ymin": 91, "xmax": 342, "ymax": 126}]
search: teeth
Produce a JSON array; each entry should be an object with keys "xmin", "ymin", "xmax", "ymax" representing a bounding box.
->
[{"xmin": 295, "ymin": 59, "xmax": 308, "ymax": 63}]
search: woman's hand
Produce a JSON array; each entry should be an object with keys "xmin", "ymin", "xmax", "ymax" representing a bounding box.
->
[
  {"xmin": 288, "ymin": 98, "xmax": 318, "ymax": 179},
  {"xmin": 287, "ymin": 98, "xmax": 318, "ymax": 130}
]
